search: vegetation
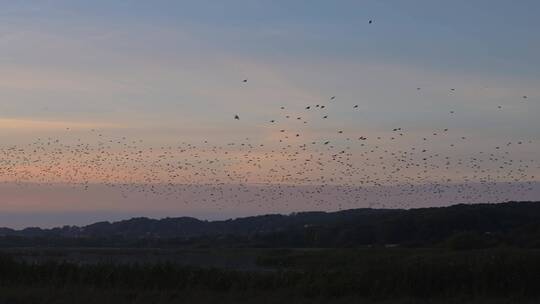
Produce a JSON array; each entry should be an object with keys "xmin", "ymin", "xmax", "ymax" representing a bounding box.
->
[
  {"xmin": 1, "ymin": 202, "xmax": 539, "ymax": 302},
  {"xmin": 1, "ymin": 202, "xmax": 539, "ymax": 249},
  {"xmin": 0, "ymin": 248, "xmax": 539, "ymax": 303}
]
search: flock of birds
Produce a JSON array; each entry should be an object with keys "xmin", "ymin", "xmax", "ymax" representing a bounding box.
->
[
  {"xmin": 0, "ymin": 77, "xmax": 537, "ymax": 210},
  {"xmin": 0, "ymin": 19, "xmax": 538, "ymax": 210}
]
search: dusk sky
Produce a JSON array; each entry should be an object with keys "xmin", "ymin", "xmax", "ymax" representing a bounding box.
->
[{"xmin": 0, "ymin": 1, "xmax": 539, "ymax": 228}]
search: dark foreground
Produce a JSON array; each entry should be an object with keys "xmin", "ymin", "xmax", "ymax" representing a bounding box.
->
[{"xmin": 0, "ymin": 247, "xmax": 539, "ymax": 303}]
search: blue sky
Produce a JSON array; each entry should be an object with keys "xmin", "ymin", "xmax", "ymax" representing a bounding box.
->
[
  {"xmin": 0, "ymin": 1, "xmax": 539, "ymax": 227},
  {"xmin": 1, "ymin": 0, "xmax": 539, "ymax": 123},
  {"xmin": 46, "ymin": 0, "xmax": 540, "ymax": 76}
]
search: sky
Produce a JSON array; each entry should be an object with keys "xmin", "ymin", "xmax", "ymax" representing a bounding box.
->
[{"xmin": 0, "ymin": 1, "xmax": 539, "ymax": 228}]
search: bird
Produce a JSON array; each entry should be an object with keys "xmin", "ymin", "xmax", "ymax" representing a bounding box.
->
[{"xmin": 0, "ymin": 62, "xmax": 534, "ymax": 215}]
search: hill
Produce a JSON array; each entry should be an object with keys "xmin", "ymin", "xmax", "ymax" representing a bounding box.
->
[{"xmin": 0, "ymin": 201, "xmax": 539, "ymax": 248}]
